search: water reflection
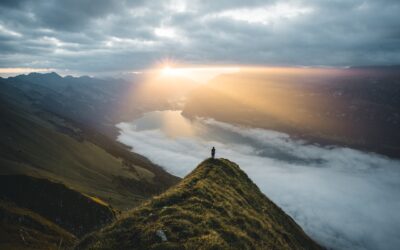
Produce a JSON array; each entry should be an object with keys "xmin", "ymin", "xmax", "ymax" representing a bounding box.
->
[{"xmin": 133, "ymin": 110, "xmax": 197, "ymax": 138}]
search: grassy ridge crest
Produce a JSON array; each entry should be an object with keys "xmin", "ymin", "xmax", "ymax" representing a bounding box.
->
[{"xmin": 78, "ymin": 158, "xmax": 322, "ymax": 249}]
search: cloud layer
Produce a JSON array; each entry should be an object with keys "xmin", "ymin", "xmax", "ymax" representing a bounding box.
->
[
  {"xmin": 117, "ymin": 111, "xmax": 400, "ymax": 250},
  {"xmin": 1, "ymin": 0, "xmax": 400, "ymax": 75}
]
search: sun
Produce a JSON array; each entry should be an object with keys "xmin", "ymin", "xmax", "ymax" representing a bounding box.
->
[
  {"xmin": 161, "ymin": 65, "xmax": 184, "ymax": 77},
  {"xmin": 158, "ymin": 64, "xmax": 241, "ymax": 82},
  {"xmin": 162, "ymin": 65, "xmax": 174, "ymax": 75}
]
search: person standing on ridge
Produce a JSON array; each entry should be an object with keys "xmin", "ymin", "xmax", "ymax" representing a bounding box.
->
[{"xmin": 211, "ymin": 147, "xmax": 216, "ymax": 159}]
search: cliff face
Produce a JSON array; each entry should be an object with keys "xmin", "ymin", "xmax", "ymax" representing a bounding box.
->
[{"xmin": 78, "ymin": 158, "xmax": 322, "ymax": 250}]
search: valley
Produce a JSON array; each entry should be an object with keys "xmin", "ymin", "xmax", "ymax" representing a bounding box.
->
[{"xmin": 183, "ymin": 67, "xmax": 400, "ymax": 158}]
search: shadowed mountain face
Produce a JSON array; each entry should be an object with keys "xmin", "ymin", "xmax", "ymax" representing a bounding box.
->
[
  {"xmin": 2, "ymin": 72, "xmax": 197, "ymax": 137},
  {"xmin": 0, "ymin": 72, "xmax": 181, "ymax": 249},
  {"xmin": 0, "ymin": 201, "xmax": 78, "ymax": 249},
  {"xmin": 0, "ymin": 174, "xmax": 117, "ymax": 249},
  {"xmin": 77, "ymin": 159, "xmax": 322, "ymax": 250},
  {"xmin": 3, "ymin": 72, "xmax": 138, "ymax": 137},
  {"xmin": 0, "ymin": 175, "xmax": 115, "ymax": 237},
  {"xmin": 0, "ymin": 73, "xmax": 179, "ymax": 210},
  {"xmin": 183, "ymin": 67, "xmax": 400, "ymax": 158}
]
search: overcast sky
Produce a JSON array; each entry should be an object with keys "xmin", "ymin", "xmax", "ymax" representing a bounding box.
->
[{"xmin": 0, "ymin": 0, "xmax": 399, "ymax": 75}]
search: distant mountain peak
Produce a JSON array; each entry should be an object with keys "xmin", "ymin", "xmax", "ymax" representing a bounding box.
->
[
  {"xmin": 78, "ymin": 158, "xmax": 322, "ymax": 249},
  {"xmin": 27, "ymin": 71, "xmax": 62, "ymax": 78},
  {"xmin": 78, "ymin": 75, "xmax": 92, "ymax": 80},
  {"xmin": 49, "ymin": 71, "xmax": 60, "ymax": 76}
]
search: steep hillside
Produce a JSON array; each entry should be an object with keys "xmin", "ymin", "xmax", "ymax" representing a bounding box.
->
[
  {"xmin": 0, "ymin": 80, "xmax": 179, "ymax": 210},
  {"xmin": 0, "ymin": 73, "xmax": 181, "ymax": 248},
  {"xmin": 0, "ymin": 175, "xmax": 115, "ymax": 237},
  {"xmin": 0, "ymin": 201, "xmax": 77, "ymax": 250},
  {"xmin": 5, "ymin": 72, "xmax": 136, "ymax": 136},
  {"xmin": 3, "ymin": 72, "xmax": 197, "ymax": 137},
  {"xmin": 77, "ymin": 159, "xmax": 322, "ymax": 249}
]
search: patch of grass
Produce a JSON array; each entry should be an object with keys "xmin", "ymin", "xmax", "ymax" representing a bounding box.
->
[
  {"xmin": 77, "ymin": 159, "xmax": 323, "ymax": 249},
  {"xmin": 0, "ymin": 175, "xmax": 115, "ymax": 237},
  {"xmin": 85, "ymin": 195, "xmax": 109, "ymax": 207},
  {"xmin": 0, "ymin": 201, "xmax": 77, "ymax": 249}
]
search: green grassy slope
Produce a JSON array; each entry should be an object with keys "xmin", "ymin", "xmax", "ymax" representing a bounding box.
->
[
  {"xmin": 0, "ymin": 82, "xmax": 179, "ymax": 210},
  {"xmin": 0, "ymin": 201, "xmax": 77, "ymax": 250},
  {"xmin": 77, "ymin": 159, "xmax": 322, "ymax": 250},
  {"xmin": 0, "ymin": 175, "xmax": 115, "ymax": 237},
  {"xmin": 0, "ymin": 76, "xmax": 180, "ymax": 249}
]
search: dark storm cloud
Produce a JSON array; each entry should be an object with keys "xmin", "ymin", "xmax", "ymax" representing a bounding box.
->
[{"xmin": 0, "ymin": 0, "xmax": 399, "ymax": 74}]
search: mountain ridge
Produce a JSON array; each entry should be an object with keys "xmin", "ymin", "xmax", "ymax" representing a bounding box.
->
[
  {"xmin": 77, "ymin": 158, "xmax": 322, "ymax": 249},
  {"xmin": 0, "ymin": 75, "xmax": 179, "ymax": 210}
]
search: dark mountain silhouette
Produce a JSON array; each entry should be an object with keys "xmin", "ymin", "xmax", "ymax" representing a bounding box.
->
[{"xmin": 77, "ymin": 159, "xmax": 322, "ymax": 250}]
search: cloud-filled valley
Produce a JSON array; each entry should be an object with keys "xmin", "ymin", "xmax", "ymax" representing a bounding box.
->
[{"xmin": 117, "ymin": 110, "xmax": 400, "ymax": 250}]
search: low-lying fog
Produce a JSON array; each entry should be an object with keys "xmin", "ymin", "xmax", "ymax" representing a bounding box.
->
[{"xmin": 116, "ymin": 110, "xmax": 400, "ymax": 250}]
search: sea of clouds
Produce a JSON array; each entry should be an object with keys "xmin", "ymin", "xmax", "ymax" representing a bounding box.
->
[{"xmin": 116, "ymin": 114, "xmax": 400, "ymax": 250}]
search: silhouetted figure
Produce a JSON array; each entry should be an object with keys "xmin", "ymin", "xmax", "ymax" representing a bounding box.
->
[{"xmin": 211, "ymin": 147, "xmax": 216, "ymax": 159}]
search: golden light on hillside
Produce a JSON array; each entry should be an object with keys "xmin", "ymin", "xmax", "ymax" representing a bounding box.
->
[
  {"xmin": 120, "ymin": 64, "xmax": 348, "ymax": 134},
  {"xmin": 180, "ymin": 66, "xmax": 349, "ymax": 133}
]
